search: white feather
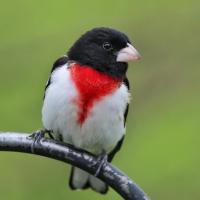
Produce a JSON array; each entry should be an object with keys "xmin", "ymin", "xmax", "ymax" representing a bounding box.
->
[
  {"xmin": 71, "ymin": 168, "xmax": 89, "ymax": 189},
  {"xmin": 42, "ymin": 63, "xmax": 130, "ymax": 191},
  {"xmin": 89, "ymin": 174, "xmax": 107, "ymax": 193},
  {"xmin": 42, "ymin": 64, "xmax": 130, "ymax": 154}
]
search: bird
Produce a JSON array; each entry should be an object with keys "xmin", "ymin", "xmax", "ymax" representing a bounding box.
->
[{"xmin": 41, "ymin": 27, "xmax": 140, "ymax": 194}]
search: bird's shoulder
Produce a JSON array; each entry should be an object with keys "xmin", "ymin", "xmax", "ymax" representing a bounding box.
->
[
  {"xmin": 51, "ymin": 55, "xmax": 69, "ymax": 73},
  {"xmin": 45, "ymin": 56, "xmax": 69, "ymax": 91}
]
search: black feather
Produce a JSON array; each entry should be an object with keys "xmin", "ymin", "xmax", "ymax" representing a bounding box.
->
[
  {"xmin": 51, "ymin": 55, "xmax": 69, "ymax": 73},
  {"xmin": 44, "ymin": 56, "xmax": 68, "ymax": 98},
  {"xmin": 68, "ymin": 27, "xmax": 129, "ymax": 79},
  {"xmin": 123, "ymin": 77, "xmax": 130, "ymax": 125},
  {"xmin": 108, "ymin": 135, "xmax": 125, "ymax": 162},
  {"xmin": 108, "ymin": 77, "xmax": 130, "ymax": 162}
]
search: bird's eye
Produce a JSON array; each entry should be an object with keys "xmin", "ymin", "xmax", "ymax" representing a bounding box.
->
[{"xmin": 103, "ymin": 42, "xmax": 113, "ymax": 51}]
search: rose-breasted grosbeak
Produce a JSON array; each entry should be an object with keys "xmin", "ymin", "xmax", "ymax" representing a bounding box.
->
[{"xmin": 42, "ymin": 27, "xmax": 140, "ymax": 194}]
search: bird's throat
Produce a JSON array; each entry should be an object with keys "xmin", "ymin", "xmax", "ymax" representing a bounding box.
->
[{"xmin": 70, "ymin": 63, "xmax": 121, "ymax": 124}]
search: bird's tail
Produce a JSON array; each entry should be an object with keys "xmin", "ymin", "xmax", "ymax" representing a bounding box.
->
[{"xmin": 69, "ymin": 167, "xmax": 108, "ymax": 194}]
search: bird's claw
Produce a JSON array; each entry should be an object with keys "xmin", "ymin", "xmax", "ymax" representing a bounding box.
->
[
  {"xmin": 28, "ymin": 129, "xmax": 53, "ymax": 153},
  {"xmin": 94, "ymin": 151, "xmax": 108, "ymax": 177}
]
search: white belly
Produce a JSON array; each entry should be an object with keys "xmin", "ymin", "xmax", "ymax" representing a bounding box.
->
[{"xmin": 42, "ymin": 65, "xmax": 130, "ymax": 154}]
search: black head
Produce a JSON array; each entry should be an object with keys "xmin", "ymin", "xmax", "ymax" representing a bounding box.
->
[{"xmin": 68, "ymin": 27, "xmax": 140, "ymax": 79}]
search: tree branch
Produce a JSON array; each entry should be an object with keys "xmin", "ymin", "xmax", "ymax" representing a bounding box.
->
[{"xmin": 0, "ymin": 132, "xmax": 150, "ymax": 200}]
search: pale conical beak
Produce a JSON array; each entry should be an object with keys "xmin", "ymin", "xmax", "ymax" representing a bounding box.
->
[{"xmin": 116, "ymin": 43, "xmax": 141, "ymax": 62}]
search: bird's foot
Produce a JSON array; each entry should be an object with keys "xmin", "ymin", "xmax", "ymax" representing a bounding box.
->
[
  {"xmin": 46, "ymin": 130, "xmax": 54, "ymax": 139},
  {"xmin": 94, "ymin": 151, "xmax": 108, "ymax": 177},
  {"xmin": 28, "ymin": 129, "xmax": 53, "ymax": 153}
]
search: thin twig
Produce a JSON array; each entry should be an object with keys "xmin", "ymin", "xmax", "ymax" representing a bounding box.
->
[{"xmin": 0, "ymin": 132, "xmax": 150, "ymax": 200}]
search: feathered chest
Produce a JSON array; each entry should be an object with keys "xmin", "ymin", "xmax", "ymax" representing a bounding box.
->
[{"xmin": 70, "ymin": 64, "xmax": 121, "ymax": 124}]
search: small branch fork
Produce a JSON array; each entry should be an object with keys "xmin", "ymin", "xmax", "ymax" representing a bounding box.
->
[{"xmin": 0, "ymin": 132, "xmax": 150, "ymax": 200}]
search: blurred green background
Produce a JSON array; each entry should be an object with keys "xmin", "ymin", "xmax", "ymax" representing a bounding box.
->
[{"xmin": 0, "ymin": 0, "xmax": 199, "ymax": 199}]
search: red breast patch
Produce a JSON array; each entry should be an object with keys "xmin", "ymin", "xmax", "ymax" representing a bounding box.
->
[{"xmin": 70, "ymin": 63, "xmax": 121, "ymax": 125}]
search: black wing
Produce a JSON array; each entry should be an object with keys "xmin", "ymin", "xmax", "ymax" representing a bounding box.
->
[
  {"xmin": 44, "ymin": 56, "xmax": 69, "ymax": 97},
  {"xmin": 108, "ymin": 77, "xmax": 130, "ymax": 162},
  {"xmin": 123, "ymin": 77, "xmax": 130, "ymax": 125}
]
